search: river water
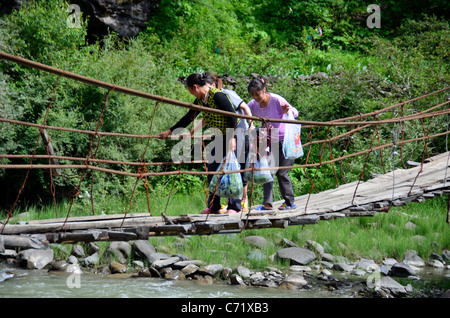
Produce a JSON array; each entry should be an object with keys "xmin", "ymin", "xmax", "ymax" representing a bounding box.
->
[
  {"xmin": 1, "ymin": 263, "xmax": 447, "ymax": 298},
  {"xmin": 0, "ymin": 264, "xmax": 342, "ymax": 298}
]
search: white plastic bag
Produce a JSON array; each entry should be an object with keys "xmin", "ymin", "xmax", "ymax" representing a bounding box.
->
[
  {"xmin": 208, "ymin": 150, "xmax": 243, "ymax": 199},
  {"xmin": 282, "ymin": 111, "xmax": 304, "ymax": 159}
]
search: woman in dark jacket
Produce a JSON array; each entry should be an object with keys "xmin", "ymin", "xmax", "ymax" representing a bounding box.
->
[{"xmin": 157, "ymin": 73, "xmax": 242, "ymax": 214}]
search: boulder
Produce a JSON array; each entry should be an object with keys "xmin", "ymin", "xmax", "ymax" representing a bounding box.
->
[
  {"xmin": 106, "ymin": 241, "xmax": 132, "ymax": 264},
  {"xmin": 152, "ymin": 256, "xmax": 180, "ymax": 269},
  {"xmin": 355, "ymin": 258, "xmax": 379, "ymax": 272},
  {"xmin": 110, "ymin": 261, "xmax": 127, "ymax": 274},
  {"xmin": 281, "ymin": 274, "xmax": 308, "ymax": 289},
  {"xmin": 181, "ymin": 264, "xmax": 199, "ymax": 276},
  {"xmin": 133, "ymin": 240, "xmax": 156, "ymax": 260},
  {"xmin": 197, "ymin": 264, "xmax": 223, "ymax": 277},
  {"xmin": 71, "ymin": 244, "xmax": 86, "ymax": 258},
  {"xmin": 375, "ymin": 276, "xmax": 410, "ymax": 297},
  {"xmin": 18, "ymin": 248, "xmax": 54, "ymax": 270},
  {"xmin": 147, "ymin": 252, "xmax": 171, "ymax": 264},
  {"xmin": 230, "ymin": 274, "xmax": 246, "ymax": 286},
  {"xmin": 234, "ymin": 265, "xmax": 252, "ymax": 279},
  {"xmin": 333, "ymin": 262, "xmax": 354, "ymax": 272},
  {"xmin": 83, "ymin": 252, "xmax": 99, "ymax": 266},
  {"xmin": 244, "ymin": 236, "xmax": 268, "ymax": 248},
  {"xmin": 306, "ymin": 240, "xmax": 324, "ymax": 255},
  {"xmin": 403, "ymin": 252, "xmax": 425, "ymax": 267},
  {"xmin": 276, "ymin": 247, "xmax": 316, "ymax": 265},
  {"xmin": 388, "ymin": 262, "xmax": 416, "ymax": 277},
  {"xmin": 165, "ymin": 270, "xmax": 185, "ymax": 280}
]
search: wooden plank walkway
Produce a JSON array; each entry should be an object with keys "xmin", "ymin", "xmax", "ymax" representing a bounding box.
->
[{"xmin": 1, "ymin": 152, "xmax": 449, "ymax": 244}]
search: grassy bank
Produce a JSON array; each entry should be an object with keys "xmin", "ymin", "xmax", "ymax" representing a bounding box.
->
[{"xmin": 9, "ymin": 192, "xmax": 449, "ymax": 270}]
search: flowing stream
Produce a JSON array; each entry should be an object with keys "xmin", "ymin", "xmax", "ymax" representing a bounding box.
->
[
  {"xmin": 0, "ymin": 264, "xmax": 340, "ymax": 298},
  {"xmin": 1, "ymin": 263, "xmax": 447, "ymax": 298}
]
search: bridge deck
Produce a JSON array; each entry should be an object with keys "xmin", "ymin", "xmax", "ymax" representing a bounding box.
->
[{"xmin": 1, "ymin": 152, "xmax": 449, "ymax": 244}]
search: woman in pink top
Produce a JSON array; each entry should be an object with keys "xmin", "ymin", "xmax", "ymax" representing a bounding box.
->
[{"xmin": 247, "ymin": 78, "xmax": 299, "ymax": 210}]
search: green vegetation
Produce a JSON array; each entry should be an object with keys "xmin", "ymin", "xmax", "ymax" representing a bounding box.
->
[{"xmin": 0, "ymin": 1, "xmax": 449, "ymax": 265}]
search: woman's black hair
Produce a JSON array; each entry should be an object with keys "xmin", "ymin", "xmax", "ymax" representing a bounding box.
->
[
  {"xmin": 247, "ymin": 78, "xmax": 266, "ymax": 94},
  {"xmin": 186, "ymin": 73, "xmax": 214, "ymax": 88}
]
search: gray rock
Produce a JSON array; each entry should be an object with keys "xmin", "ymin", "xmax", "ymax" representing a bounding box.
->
[
  {"xmin": 405, "ymin": 221, "xmax": 417, "ymax": 230},
  {"xmin": 147, "ymin": 252, "xmax": 171, "ymax": 264},
  {"xmin": 375, "ymin": 276, "xmax": 409, "ymax": 297},
  {"xmin": 244, "ymin": 236, "xmax": 268, "ymax": 248},
  {"xmin": 235, "ymin": 265, "xmax": 252, "ymax": 279},
  {"xmin": 403, "ymin": 252, "xmax": 425, "ymax": 267},
  {"xmin": 107, "ymin": 241, "xmax": 132, "ymax": 264},
  {"xmin": 442, "ymin": 250, "xmax": 450, "ymax": 262},
  {"xmin": 84, "ymin": 252, "xmax": 100, "ymax": 266},
  {"xmin": 71, "ymin": 244, "xmax": 85, "ymax": 258},
  {"xmin": 333, "ymin": 262, "xmax": 354, "ymax": 272},
  {"xmin": 428, "ymin": 259, "xmax": 444, "ymax": 268},
  {"xmin": 66, "ymin": 263, "xmax": 83, "ymax": 274},
  {"xmin": 351, "ymin": 269, "xmax": 366, "ymax": 276},
  {"xmin": 18, "ymin": 248, "xmax": 54, "ymax": 270},
  {"xmin": 281, "ymin": 238, "xmax": 298, "ymax": 248},
  {"xmin": 198, "ymin": 264, "xmax": 223, "ymax": 277},
  {"xmin": 152, "ymin": 256, "xmax": 180, "ymax": 269},
  {"xmin": 276, "ymin": 247, "xmax": 316, "ymax": 265},
  {"xmin": 282, "ymin": 274, "xmax": 308, "ymax": 288},
  {"xmin": 230, "ymin": 274, "xmax": 246, "ymax": 286},
  {"xmin": 290, "ymin": 265, "xmax": 312, "ymax": 272},
  {"xmin": 355, "ymin": 258, "xmax": 379, "ymax": 272},
  {"xmin": 306, "ymin": 240, "xmax": 324, "ymax": 255},
  {"xmin": 181, "ymin": 264, "xmax": 199, "ymax": 276},
  {"xmin": 173, "ymin": 260, "xmax": 206, "ymax": 268},
  {"xmin": 133, "ymin": 240, "xmax": 156, "ymax": 260},
  {"xmin": 67, "ymin": 255, "xmax": 78, "ymax": 264}
]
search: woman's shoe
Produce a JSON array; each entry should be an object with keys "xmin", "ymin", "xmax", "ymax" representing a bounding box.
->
[
  {"xmin": 255, "ymin": 205, "xmax": 273, "ymax": 211},
  {"xmin": 201, "ymin": 208, "xmax": 219, "ymax": 214},
  {"xmin": 278, "ymin": 203, "xmax": 297, "ymax": 210},
  {"xmin": 226, "ymin": 209, "xmax": 239, "ymax": 214},
  {"xmin": 242, "ymin": 201, "xmax": 248, "ymax": 212}
]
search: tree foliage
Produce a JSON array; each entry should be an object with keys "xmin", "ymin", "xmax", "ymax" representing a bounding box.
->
[{"xmin": 0, "ymin": 0, "xmax": 449, "ymax": 210}]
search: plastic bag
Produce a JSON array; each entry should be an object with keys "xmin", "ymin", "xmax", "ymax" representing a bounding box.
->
[
  {"xmin": 244, "ymin": 154, "xmax": 273, "ymax": 184},
  {"xmin": 282, "ymin": 111, "xmax": 304, "ymax": 159},
  {"xmin": 208, "ymin": 150, "xmax": 243, "ymax": 199}
]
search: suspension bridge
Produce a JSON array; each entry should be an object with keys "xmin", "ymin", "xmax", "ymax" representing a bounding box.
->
[{"xmin": 0, "ymin": 51, "xmax": 449, "ymax": 245}]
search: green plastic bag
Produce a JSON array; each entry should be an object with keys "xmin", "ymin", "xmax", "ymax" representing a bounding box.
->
[
  {"xmin": 209, "ymin": 151, "xmax": 243, "ymax": 199},
  {"xmin": 244, "ymin": 154, "xmax": 273, "ymax": 184}
]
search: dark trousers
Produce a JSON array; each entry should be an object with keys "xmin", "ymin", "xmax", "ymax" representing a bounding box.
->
[
  {"xmin": 263, "ymin": 142, "xmax": 295, "ymax": 207},
  {"xmin": 206, "ymin": 135, "xmax": 242, "ymax": 212}
]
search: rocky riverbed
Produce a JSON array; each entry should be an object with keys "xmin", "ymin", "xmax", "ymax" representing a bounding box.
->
[{"xmin": 1, "ymin": 234, "xmax": 449, "ymax": 298}]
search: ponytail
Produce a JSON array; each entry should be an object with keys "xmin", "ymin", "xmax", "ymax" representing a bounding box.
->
[{"xmin": 186, "ymin": 73, "xmax": 213, "ymax": 88}]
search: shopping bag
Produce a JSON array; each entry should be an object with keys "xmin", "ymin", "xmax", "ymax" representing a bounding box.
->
[
  {"xmin": 208, "ymin": 150, "xmax": 243, "ymax": 199},
  {"xmin": 282, "ymin": 111, "xmax": 304, "ymax": 159},
  {"xmin": 243, "ymin": 154, "xmax": 273, "ymax": 184}
]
